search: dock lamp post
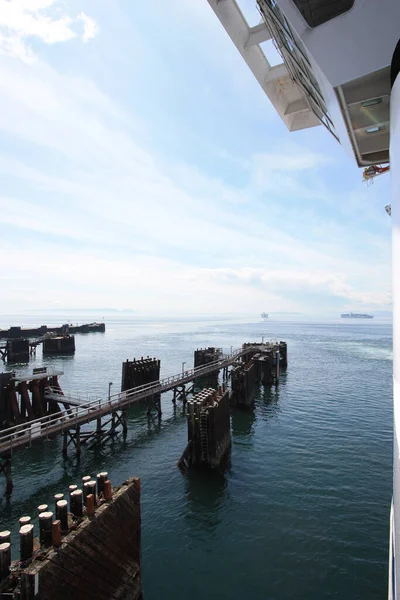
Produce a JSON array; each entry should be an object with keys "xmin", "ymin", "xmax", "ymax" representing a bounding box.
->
[
  {"xmin": 230, "ymin": 345, "xmax": 233, "ymax": 354},
  {"xmin": 182, "ymin": 362, "xmax": 186, "ymax": 376},
  {"xmin": 108, "ymin": 382, "xmax": 113, "ymax": 403},
  {"xmin": 262, "ymin": 336, "xmax": 265, "ymax": 344}
]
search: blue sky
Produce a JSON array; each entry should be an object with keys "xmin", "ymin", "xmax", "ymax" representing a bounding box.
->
[{"xmin": 0, "ymin": 0, "xmax": 392, "ymax": 315}]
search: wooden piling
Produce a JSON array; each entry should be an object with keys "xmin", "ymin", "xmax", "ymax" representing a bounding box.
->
[
  {"xmin": 85, "ymin": 480, "xmax": 97, "ymax": 503},
  {"xmin": 52, "ymin": 520, "xmax": 62, "ymax": 548},
  {"xmin": 54, "ymin": 493, "xmax": 64, "ymax": 513},
  {"xmin": 62, "ymin": 431, "xmax": 68, "ymax": 456},
  {"xmin": 104, "ymin": 479, "xmax": 112, "ymax": 501},
  {"xmin": 37, "ymin": 504, "xmax": 48, "ymax": 515},
  {"xmin": 39, "ymin": 512, "xmax": 53, "ymax": 547},
  {"xmin": 19, "ymin": 523, "xmax": 34, "ymax": 562},
  {"xmin": 3, "ymin": 458, "xmax": 13, "ymax": 496},
  {"xmin": 0, "ymin": 531, "xmax": 10, "ymax": 545},
  {"xmin": 0, "ymin": 541, "xmax": 11, "ymax": 580},
  {"xmin": 86, "ymin": 494, "xmax": 95, "ymax": 517},
  {"xmin": 275, "ymin": 350, "xmax": 280, "ymax": 383},
  {"xmin": 19, "ymin": 516, "xmax": 31, "ymax": 527},
  {"xmin": 76, "ymin": 424, "xmax": 81, "ymax": 457},
  {"xmin": 122, "ymin": 409, "xmax": 128, "ymax": 435},
  {"xmin": 96, "ymin": 472, "xmax": 108, "ymax": 496},
  {"xmin": 68, "ymin": 484, "xmax": 77, "ymax": 499},
  {"xmin": 56, "ymin": 500, "xmax": 68, "ymax": 532},
  {"xmin": 81, "ymin": 476, "xmax": 91, "ymax": 500},
  {"xmin": 70, "ymin": 489, "xmax": 83, "ymax": 518}
]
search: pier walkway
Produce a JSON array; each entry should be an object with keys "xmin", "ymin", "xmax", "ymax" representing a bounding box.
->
[{"xmin": 0, "ymin": 347, "xmax": 257, "ymax": 456}]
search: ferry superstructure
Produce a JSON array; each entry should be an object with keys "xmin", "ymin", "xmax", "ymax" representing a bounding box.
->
[{"xmin": 205, "ymin": 1, "xmax": 399, "ymax": 597}]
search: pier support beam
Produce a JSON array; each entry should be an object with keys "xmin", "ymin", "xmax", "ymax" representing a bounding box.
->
[{"xmin": 0, "ymin": 456, "xmax": 13, "ymax": 496}]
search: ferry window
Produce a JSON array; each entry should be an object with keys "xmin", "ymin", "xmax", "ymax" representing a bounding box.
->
[{"xmin": 292, "ymin": 0, "xmax": 355, "ymax": 27}]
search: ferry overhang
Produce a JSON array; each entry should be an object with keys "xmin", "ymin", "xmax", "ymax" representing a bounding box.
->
[{"xmin": 206, "ymin": 0, "xmax": 400, "ymax": 168}]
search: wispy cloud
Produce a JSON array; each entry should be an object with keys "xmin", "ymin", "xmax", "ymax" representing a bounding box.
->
[
  {"xmin": 0, "ymin": 1, "xmax": 391, "ymax": 315},
  {"xmin": 0, "ymin": 0, "xmax": 97, "ymax": 62}
]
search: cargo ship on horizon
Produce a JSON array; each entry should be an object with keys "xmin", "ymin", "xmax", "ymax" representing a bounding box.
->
[{"xmin": 341, "ymin": 313, "xmax": 374, "ymax": 319}]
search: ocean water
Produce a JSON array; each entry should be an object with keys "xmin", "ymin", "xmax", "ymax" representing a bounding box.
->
[{"xmin": 0, "ymin": 315, "xmax": 393, "ymax": 600}]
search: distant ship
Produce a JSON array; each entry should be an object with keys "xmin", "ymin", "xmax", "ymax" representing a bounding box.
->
[
  {"xmin": 341, "ymin": 313, "xmax": 374, "ymax": 319},
  {"xmin": 261, "ymin": 312, "xmax": 268, "ymax": 319}
]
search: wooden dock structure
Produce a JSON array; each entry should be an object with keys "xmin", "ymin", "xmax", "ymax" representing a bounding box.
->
[
  {"xmin": 0, "ymin": 341, "xmax": 287, "ymax": 492},
  {"xmin": 179, "ymin": 386, "xmax": 231, "ymax": 470},
  {"xmin": 0, "ymin": 333, "xmax": 75, "ymax": 363},
  {"xmin": 0, "ymin": 475, "xmax": 141, "ymax": 600},
  {"xmin": 0, "ymin": 323, "xmax": 105, "ymax": 340}
]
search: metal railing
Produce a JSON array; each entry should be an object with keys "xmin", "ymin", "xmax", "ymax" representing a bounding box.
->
[{"xmin": 0, "ymin": 346, "xmax": 253, "ymax": 454}]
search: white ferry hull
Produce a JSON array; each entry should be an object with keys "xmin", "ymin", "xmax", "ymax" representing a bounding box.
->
[{"xmin": 390, "ymin": 51, "xmax": 400, "ymax": 600}]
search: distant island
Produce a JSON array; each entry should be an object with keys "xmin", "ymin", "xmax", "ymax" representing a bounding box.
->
[{"xmin": 341, "ymin": 313, "xmax": 374, "ymax": 319}]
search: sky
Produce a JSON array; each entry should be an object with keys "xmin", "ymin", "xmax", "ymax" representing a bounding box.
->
[{"xmin": 0, "ymin": 0, "xmax": 392, "ymax": 316}]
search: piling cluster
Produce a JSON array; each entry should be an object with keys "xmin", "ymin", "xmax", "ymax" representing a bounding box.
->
[
  {"xmin": 0, "ymin": 472, "xmax": 116, "ymax": 598},
  {"xmin": 193, "ymin": 347, "xmax": 221, "ymax": 386},
  {"xmin": 121, "ymin": 357, "xmax": 160, "ymax": 392},
  {"xmin": 180, "ymin": 385, "xmax": 231, "ymax": 470},
  {"xmin": 194, "ymin": 347, "xmax": 221, "ymax": 368},
  {"xmin": 3, "ymin": 339, "xmax": 30, "ymax": 363},
  {"xmin": 179, "ymin": 340, "xmax": 288, "ymax": 469},
  {"xmin": 231, "ymin": 361, "xmax": 256, "ymax": 408},
  {"xmin": 42, "ymin": 335, "xmax": 75, "ymax": 356}
]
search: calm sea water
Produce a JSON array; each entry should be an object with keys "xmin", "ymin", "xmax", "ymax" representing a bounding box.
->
[{"xmin": 0, "ymin": 315, "xmax": 393, "ymax": 600}]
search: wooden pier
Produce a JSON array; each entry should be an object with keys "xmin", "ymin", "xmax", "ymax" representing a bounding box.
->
[
  {"xmin": 0, "ymin": 475, "xmax": 141, "ymax": 599},
  {"xmin": 0, "ymin": 323, "xmax": 105, "ymax": 340},
  {"xmin": 0, "ymin": 334, "xmax": 75, "ymax": 363},
  {"xmin": 178, "ymin": 341, "xmax": 287, "ymax": 470},
  {"xmin": 0, "ymin": 342, "xmax": 287, "ymax": 492}
]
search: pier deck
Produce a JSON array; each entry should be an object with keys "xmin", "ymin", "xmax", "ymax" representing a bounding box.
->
[{"xmin": 0, "ymin": 347, "xmax": 258, "ymax": 456}]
